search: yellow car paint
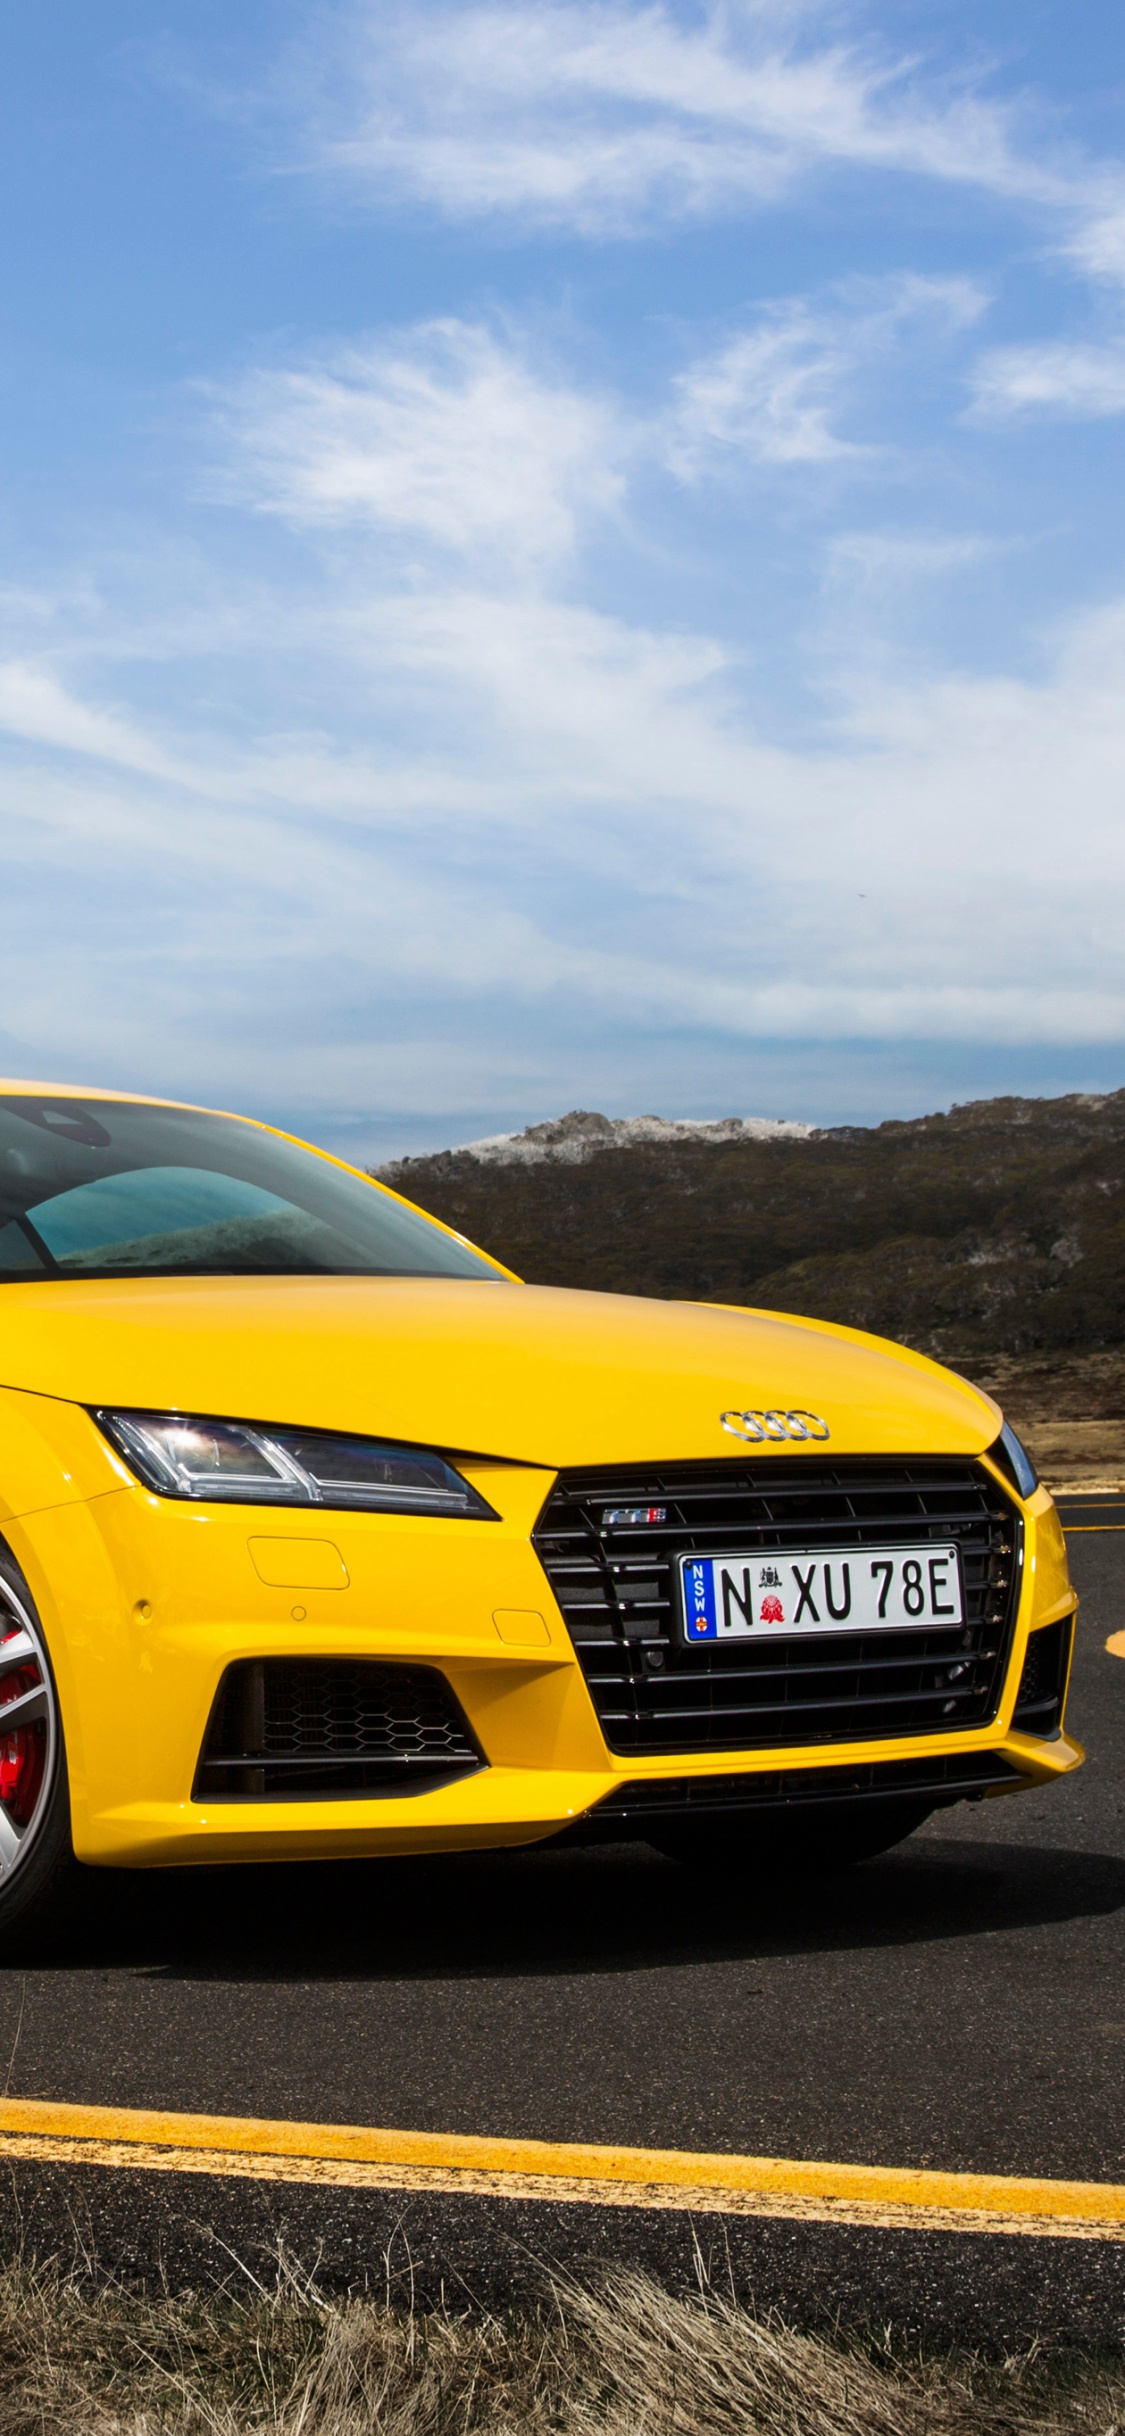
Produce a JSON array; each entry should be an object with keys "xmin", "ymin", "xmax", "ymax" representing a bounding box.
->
[
  {"xmin": 0, "ymin": 1081, "xmax": 1082, "ymax": 1871},
  {"xmin": 0, "ymin": 1274, "xmax": 1006, "ymax": 1468}
]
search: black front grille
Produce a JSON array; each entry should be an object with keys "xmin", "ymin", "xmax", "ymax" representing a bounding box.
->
[
  {"xmin": 533, "ymin": 1457, "xmax": 1022, "ymax": 1758},
  {"xmin": 1012, "ymin": 1615, "xmax": 1074, "ymax": 1737},
  {"xmin": 194, "ymin": 1659, "xmax": 484, "ymax": 1799}
]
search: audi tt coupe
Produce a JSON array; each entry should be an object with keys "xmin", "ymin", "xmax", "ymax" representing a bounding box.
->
[{"xmin": 0, "ymin": 1080, "xmax": 1080, "ymax": 1935}]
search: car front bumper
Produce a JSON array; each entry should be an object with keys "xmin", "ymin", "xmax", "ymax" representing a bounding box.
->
[{"xmin": 1, "ymin": 1398, "xmax": 1082, "ymax": 1868}]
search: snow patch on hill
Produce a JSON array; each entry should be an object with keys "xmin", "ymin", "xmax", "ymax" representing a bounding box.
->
[{"xmin": 446, "ymin": 1108, "xmax": 816, "ymax": 1165}]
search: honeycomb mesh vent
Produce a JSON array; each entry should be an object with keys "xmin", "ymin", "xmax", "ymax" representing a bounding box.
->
[{"xmin": 194, "ymin": 1658, "xmax": 484, "ymax": 1800}]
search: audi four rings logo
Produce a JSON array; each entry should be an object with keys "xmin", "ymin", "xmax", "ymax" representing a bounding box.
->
[{"xmin": 720, "ymin": 1408, "xmax": 830, "ymax": 1443}]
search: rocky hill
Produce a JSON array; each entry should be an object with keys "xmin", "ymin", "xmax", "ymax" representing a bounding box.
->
[{"xmin": 378, "ymin": 1090, "xmax": 1125, "ymax": 1367}]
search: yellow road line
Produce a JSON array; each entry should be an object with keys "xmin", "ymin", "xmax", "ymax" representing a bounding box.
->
[
  {"xmin": 0, "ymin": 2097, "xmax": 1122, "ymax": 2242},
  {"xmin": 1064, "ymin": 1524, "xmax": 1125, "ymax": 1532},
  {"xmin": 1107, "ymin": 1631, "xmax": 1125, "ymax": 1659}
]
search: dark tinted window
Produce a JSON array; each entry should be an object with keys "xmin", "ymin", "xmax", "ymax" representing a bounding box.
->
[{"xmin": 0, "ymin": 1097, "xmax": 504, "ymax": 1282}]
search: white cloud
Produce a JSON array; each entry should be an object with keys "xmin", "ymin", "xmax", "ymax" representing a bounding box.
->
[
  {"xmin": 668, "ymin": 275, "xmax": 983, "ymax": 471},
  {"xmin": 0, "ymin": 662, "xmax": 182, "ymax": 780},
  {"xmin": 6, "ymin": 548, "xmax": 1125, "ymax": 1116},
  {"xmin": 1063, "ymin": 205, "xmax": 1125, "ymax": 289},
  {"xmin": 824, "ymin": 529, "xmax": 995, "ymax": 591},
  {"xmin": 969, "ymin": 337, "xmax": 1125, "ymax": 422},
  {"xmin": 225, "ymin": 299, "xmax": 925, "ymax": 566},
  {"xmin": 270, "ymin": 0, "xmax": 1082, "ymax": 236},
  {"xmin": 669, "ymin": 307, "xmax": 866, "ymax": 469},
  {"xmin": 218, "ymin": 321, "xmax": 623, "ymax": 564},
  {"xmin": 5, "ymin": 299, "xmax": 1125, "ymax": 1128}
]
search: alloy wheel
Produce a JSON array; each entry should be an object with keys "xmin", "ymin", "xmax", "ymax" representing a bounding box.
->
[{"xmin": 0, "ymin": 1573, "xmax": 57, "ymax": 1882}]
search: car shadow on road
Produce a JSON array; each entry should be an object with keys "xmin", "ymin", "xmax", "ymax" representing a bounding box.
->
[{"xmin": 9, "ymin": 1829, "xmax": 1125, "ymax": 1979}]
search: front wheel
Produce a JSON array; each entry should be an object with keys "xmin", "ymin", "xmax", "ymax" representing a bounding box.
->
[
  {"xmin": 0, "ymin": 1549, "xmax": 75, "ymax": 1938},
  {"xmin": 649, "ymin": 1799, "xmax": 934, "ymax": 1872}
]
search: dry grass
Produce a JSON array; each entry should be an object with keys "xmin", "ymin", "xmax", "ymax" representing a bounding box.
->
[
  {"xmin": 960, "ymin": 1351, "xmax": 1125, "ymax": 1487},
  {"xmin": 0, "ymin": 2255, "xmax": 1119, "ymax": 2436}
]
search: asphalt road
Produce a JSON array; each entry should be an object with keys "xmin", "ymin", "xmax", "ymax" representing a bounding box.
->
[{"xmin": 0, "ymin": 1528, "xmax": 1123, "ymax": 2337}]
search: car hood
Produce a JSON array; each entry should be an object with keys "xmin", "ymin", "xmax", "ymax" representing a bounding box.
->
[{"xmin": 0, "ymin": 1275, "xmax": 1000, "ymax": 1468}]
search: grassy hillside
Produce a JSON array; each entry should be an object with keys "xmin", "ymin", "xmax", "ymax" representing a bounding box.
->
[{"xmin": 379, "ymin": 1089, "xmax": 1125, "ymax": 1366}]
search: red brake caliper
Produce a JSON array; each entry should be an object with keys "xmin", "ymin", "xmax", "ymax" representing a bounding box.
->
[{"xmin": 0, "ymin": 1631, "xmax": 44, "ymax": 1827}]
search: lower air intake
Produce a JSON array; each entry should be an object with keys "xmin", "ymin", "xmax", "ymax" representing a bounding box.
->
[
  {"xmin": 565, "ymin": 1750, "xmax": 1022, "ymax": 1839},
  {"xmin": 1012, "ymin": 1615, "xmax": 1074, "ymax": 1737},
  {"xmin": 194, "ymin": 1658, "xmax": 484, "ymax": 1800}
]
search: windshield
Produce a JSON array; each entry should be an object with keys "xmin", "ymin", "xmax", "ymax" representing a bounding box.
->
[{"xmin": 0, "ymin": 1097, "xmax": 504, "ymax": 1282}]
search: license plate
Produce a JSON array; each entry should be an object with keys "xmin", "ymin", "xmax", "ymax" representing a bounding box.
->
[{"xmin": 680, "ymin": 1544, "xmax": 963, "ymax": 1642}]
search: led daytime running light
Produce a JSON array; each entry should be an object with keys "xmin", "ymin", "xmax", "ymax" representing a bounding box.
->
[{"xmin": 94, "ymin": 1409, "xmax": 498, "ymax": 1519}]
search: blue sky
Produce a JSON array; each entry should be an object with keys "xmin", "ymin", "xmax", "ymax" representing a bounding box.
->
[{"xmin": 2, "ymin": 1, "xmax": 1125, "ymax": 1159}]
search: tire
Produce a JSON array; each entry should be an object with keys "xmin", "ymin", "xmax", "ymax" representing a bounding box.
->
[
  {"xmin": 0, "ymin": 1546, "xmax": 76, "ymax": 1940},
  {"xmin": 649, "ymin": 1798, "xmax": 934, "ymax": 1873}
]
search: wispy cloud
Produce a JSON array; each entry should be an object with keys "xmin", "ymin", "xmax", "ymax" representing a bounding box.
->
[
  {"xmin": 668, "ymin": 306, "xmax": 868, "ymax": 469},
  {"xmin": 969, "ymin": 337, "xmax": 1125, "ymax": 421},
  {"xmin": 265, "ymin": 0, "xmax": 1093, "ymax": 238},
  {"xmin": 216, "ymin": 286, "xmax": 981, "ymax": 591},
  {"xmin": 4, "ymin": 291, "xmax": 1122, "ymax": 1125},
  {"xmin": 5, "ymin": 525, "xmax": 1125, "ymax": 1127},
  {"xmin": 823, "ymin": 528, "xmax": 996, "ymax": 599},
  {"xmin": 217, "ymin": 321, "xmax": 623, "ymax": 565},
  {"xmin": 1063, "ymin": 205, "xmax": 1125, "ymax": 289},
  {"xmin": 0, "ymin": 661, "xmax": 180, "ymax": 777},
  {"xmin": 668, "ymin": 275, "xmax": 984, "ymax": 472},
  {"xmin": 4, "ymin": 5, "xmax": 1125, "ymax": 1141}
]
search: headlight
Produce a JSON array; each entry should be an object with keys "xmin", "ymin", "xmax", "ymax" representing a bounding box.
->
[
  {"xmin": 992, "ymin": 1420, "xmax": 1039, "ymax": 1500},
  {"xmin": 93, "ymin": 1409, "xmax": 498, "ymax": 1519}
]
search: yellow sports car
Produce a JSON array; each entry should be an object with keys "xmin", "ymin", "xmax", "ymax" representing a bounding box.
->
[{"xmin": 0, "ymin": 1081, "xmax": 1080, "ymax": 1934}]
